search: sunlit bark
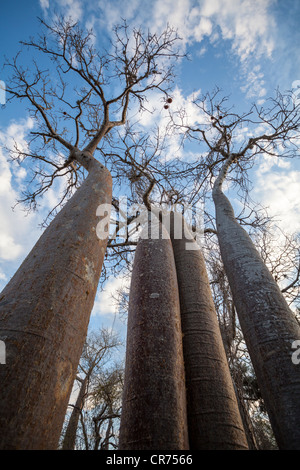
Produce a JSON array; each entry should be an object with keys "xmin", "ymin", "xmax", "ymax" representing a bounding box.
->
[
  {"xmin": 0, "ymin": 160, "xmax": 112, "ymax": 450},
  {"xmin": 213, "ymin": 174, "xmax": 300, "ymax": 450},
  {"xmin": 169, "ymin": 212, "xmax": 248, "ymax": 450},
  {"xmin": 119, "ymin": 220, "xmax": 189, "ymax": 450}
]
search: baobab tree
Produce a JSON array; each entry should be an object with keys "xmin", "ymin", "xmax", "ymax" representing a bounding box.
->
[
  {"xmin": 213, "ymin": 163, "xmax": 300, "ymax": 450},
  {"xmin": 168, "ymin": 211, "xmax": 248, "ymax": 450},
  {"xmin": 119, "ymin": 218, "xmax": 189, "ymax": 450},
  {"xmin": 205, "ymin": 229, "xmax": 276, "ymax": 449},
  {"xmin": 176, "ymin": 89, "xmax": 300, "ymax": 449},
  {"xmin": 0, "ymin": 17, "xmax": 181, "ymax": 450}
]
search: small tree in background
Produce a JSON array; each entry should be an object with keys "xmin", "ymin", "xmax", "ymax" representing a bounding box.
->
[{"xmin": 61, "ymin": 328, "xmax": 122, "ymax": 450}]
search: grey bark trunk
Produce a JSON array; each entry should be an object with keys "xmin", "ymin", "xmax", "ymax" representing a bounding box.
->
[
  {"xmin": 119, "ymin": 221, "xmax": 189, "ymax": 450},
  {"xmin": 169, "ymin": 212, "xmax": 248, "ymax": 450},
  {"xmin": 213, "ymin": 184, "xmax": 300, "ymax": 449},
  {"xmin": 232, "ymin": 381, "xmax": 258, "ymax": 450},
  {"xmin": 61, "ymin": 375, "xmax": 88, "ymax": 450},
  {"xmin": 0, "ymin": 162, "xmax": 112, "ymax": 450},
  {"xmin": 102, "ymin": 416, "xmax": 113, "ymax": 450}
]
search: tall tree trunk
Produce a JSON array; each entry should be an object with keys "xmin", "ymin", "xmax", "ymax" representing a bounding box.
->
[
  {"xmin": 102, "ymin": 415, "xmax": 113, "ymax": 450},
  {"xmin": 61, "ymin": 375, "xmax": 88, "ymax": 450},
  {"xmin": 213, "ymin": 183, "xmax": 300, "ymax": 449},
  {"xmin": 232, "ymin": 380, "xmax": 258, "ymax": 450},
  {"xmin": 0, "ymin": 161, "xmax": 112, "ymax": 450},
  {"xmin": 119, "ymin": 220, "xmax": 189, "ymax": 450},
  {"xmin": 169, "ymin": 212, "xmax": 248, "ymax": 450}
]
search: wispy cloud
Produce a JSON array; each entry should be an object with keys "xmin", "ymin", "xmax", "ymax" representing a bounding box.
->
[
  {"xmin": 41, "ymin": 0, "xmax": 84, "ymax": 22},
  {"xmin": 39, "ymin": 0, "xmax": 50, "ymax": 13},
  {"xmin": 92, "ymin": 275, "xmax": 130, "ymax": 318},
  {"xmin": 94, "ymin": 0, "xmax": 276, "ymax": 102},
  {"xmin": 240, "ymin": 64, "xmax": 267, "ymax": 104},
  {"xmin": 92, "ymin": 0, "xmax": 276, "ymax": 57},
  {"xmin": 201, "ymin": 0, "xmax": 275, "ymax": 61},
  {"xmin": 57, "ymin": 0, "xmax": 83, "ymax": 22},
  {"xmin": 197, "ymin": 0, "xmax": 276, "ymax": 101},
  {"xmin": 254, "ymin": 156, "xmax": 300, "ymax": 234},
  {"xmin": 38, "ymin": 0, "xmax": 278, "ymax": 104},
  {"xmin": 0, "ymin": 118, "xmax": 45, "ymax": 289}
]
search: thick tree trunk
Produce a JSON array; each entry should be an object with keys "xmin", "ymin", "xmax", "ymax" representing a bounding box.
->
[
  {"xmin": 213, "ymin": 184, "xmax": 300, "ymax": 449},
  {"xmin": 169, "ymin": 212, "xmax": 248, "ymax": 450},
  {"xmin": 119, "ymin": 221, "xmax": 189, "ymax": 450},
  {"xmin": 0, "ymin": 162, "xmax": 112, "ymax": 450},
  {"xmin": 61, "ymin": 375, "xmax": 88, "ymax": 450}
]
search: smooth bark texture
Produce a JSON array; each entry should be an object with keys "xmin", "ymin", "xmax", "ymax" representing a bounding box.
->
[
  {"xmin": 213, "ymin": 184, "xmax": 300, "ymax": 449},
  {"xmin": 169, "ymin": 212, "xmax": 248, "ymax": 450},
  {"xmin": 119, "ymin": 221, "xmax": 189, "ymax": 450},
  {"xmin": 0, "ymin": 162, "xmax": 112, "ymax": 450}
]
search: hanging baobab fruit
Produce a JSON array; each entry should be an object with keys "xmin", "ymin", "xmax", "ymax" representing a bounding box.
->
[{"xmin": 164, "ymin": 96, "xmax": 173, "ymax": 109}]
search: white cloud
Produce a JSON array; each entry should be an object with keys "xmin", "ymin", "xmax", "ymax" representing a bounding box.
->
[
  {"xmin": 95, "ymin": 0, "xmax": 275, "ymax": 58},
  {"xmin": 92, "ymin": 275, "xmax": 130, "ymax": 317},
  {"xmin": 146, "ymin": 0, "xmax": 275, "ymax": 62},
  {"xmin": 43, "ymin": 0, "xmax": 83, "ymax": 22},
  {"xmin": 240, "ymin": 64, "xmax": 267, "ymax": 101},
  {"xmin": 0, "ymin": 119, "xmax": 42, "ymax": 269},
  {"xmin": 0, "ymin": 234, "xmax": 22, "ymax": 261},
  {"xmin": 93, "ymin": 0, "xmax": 276, "ymax": 105},
  {"xmin": 130, "ymin": 86, "xmax": 204, "ymax": 128},
  {"xmin": 200, "ymin": 0, "xmax": 275, "ymax": 61},
  {"xmin": 39, "ymin": 0, "xmax": 50, "ymax": 12},
  {"xmin": 37, "ymin": 0, "xmax": 276, "ymax": 106},
  {"xmin": 58, "ymin": 0, "xmax": 83, "ymax": 22},
  {"xmin": 126, "ymin": 85, "xmax": 208, "ymax": 163},
  {"xmin": 254, "ymin": 157, "xmax": 300, "ymax": 234},
  {"xmin": 197, "ymin": 0, "xmax": 276, "ymax": 102}
]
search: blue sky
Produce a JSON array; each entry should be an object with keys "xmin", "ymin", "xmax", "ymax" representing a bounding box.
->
[{"xmin": 0, "ymin": 0, "xmax": 300, "ymax": 340}]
